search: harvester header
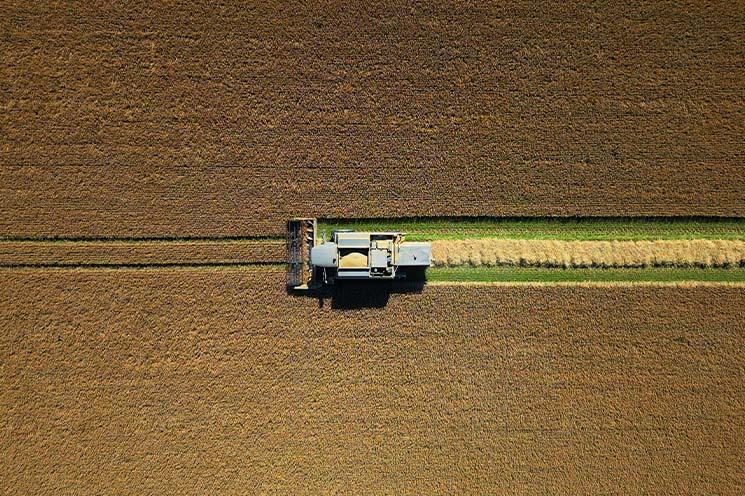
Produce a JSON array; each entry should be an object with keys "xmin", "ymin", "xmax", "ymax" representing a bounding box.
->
[{"xmin": 286, "ymin": 218, "xmax": 431, "ymax": 290}]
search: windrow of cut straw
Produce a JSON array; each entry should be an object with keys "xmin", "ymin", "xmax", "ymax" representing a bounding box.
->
[{"xmin": 431, "ymin": 239, "xmax": 745, "ymax": 268}]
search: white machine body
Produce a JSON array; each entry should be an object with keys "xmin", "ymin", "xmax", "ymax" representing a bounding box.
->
[{"xmin": 311, "ymin": 230, "xmax": 431, "ymax": 281}]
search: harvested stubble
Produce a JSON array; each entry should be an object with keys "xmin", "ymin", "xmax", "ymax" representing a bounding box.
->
[
  {"xmin": 1, "ymin": 266, "xmax": 743, "ymax": 494},
  {"xmin": 320, "ymin": 218, "xmax": 745, "ymax": 242},
  {"xmin": 432, "ymin": 239, "xmax": 745, "ymax": 268}
]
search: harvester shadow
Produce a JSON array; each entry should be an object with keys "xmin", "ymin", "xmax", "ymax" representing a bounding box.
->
[
  {"xmin": 329, "ymin": 279, "xmax": 425, "ymax": 309},
  {"xmin": 289, "ymin": 278, "xmax": 426, "ymax": 310}
]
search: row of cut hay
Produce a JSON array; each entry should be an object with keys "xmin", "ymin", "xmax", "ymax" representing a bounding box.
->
[{"xmin": 431, "ymin": 239, "xmax": 745, "ymax": 268}]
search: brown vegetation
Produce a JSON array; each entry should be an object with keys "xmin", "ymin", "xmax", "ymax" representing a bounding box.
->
[
  {"xmin": 2, "ymin": 1, "xmax": 744, "ymax": 237},
  {"xmin": 0, "ymin": 239, "xmax": 283, "ymax": 266},
  {"xmin": 2, "ymin": 1, "xmax": 744, "ymax": 494},
  {"xmin": 1, "ymin": 267, "xmax": 743, "ymax": 494},
  {"xmin": 432, "ymin": 239, "xmax": 745, "ymax": 268}
]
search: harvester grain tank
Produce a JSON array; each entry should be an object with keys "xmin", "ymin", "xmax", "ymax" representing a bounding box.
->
[{"xmin": 286, "ymin": 218, "xmax": 431, "ymax": 289}]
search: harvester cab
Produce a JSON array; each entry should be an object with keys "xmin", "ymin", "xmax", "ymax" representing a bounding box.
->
[{"xmin": 286, "ymin": 218, "xmax": 431, "ymax": 290}]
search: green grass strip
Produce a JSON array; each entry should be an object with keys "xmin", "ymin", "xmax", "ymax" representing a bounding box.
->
[
  {"xmin": 319, "ymin": 217, "xmax": 745, "ymax": 241},
  {"xmin": 427, "ymin": 266, "xmax": 745, "ymax": 283}
]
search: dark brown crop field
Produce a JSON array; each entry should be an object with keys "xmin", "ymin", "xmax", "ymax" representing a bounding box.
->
[
  {"xmin": 0, "ymin": 239, "xmax": 283, "ymax": 267},
  {"xmin": 2, "ymin": 267, "xmax": 743, "ymax": 494},
  {"xmin": 2, "ymin": 1, "xmax": 744, "ymax": 494},
  {"xmin": 2, "ymin": 1, "xmax": 744, "ymax": 238}
]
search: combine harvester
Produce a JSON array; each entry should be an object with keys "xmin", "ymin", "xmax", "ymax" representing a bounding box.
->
[{"xmin": 287, "ymin": 218, "xmax": 432, "ymax": 290}]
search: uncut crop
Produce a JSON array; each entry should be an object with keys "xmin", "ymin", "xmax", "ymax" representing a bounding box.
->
[
  {"xmin": 3, "ymin": 1, "xmax": 744, "ymax": 240},
  {"xmin": 2, "ymin": 266, "xmax": 743, "ymax": 494}
]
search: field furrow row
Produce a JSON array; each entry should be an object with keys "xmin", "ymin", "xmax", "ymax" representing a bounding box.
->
[{"xmin": 0, "ymin": 239, "xmax": 285, "ymax": 266}]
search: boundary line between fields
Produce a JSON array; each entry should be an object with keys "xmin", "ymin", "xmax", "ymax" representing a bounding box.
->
[
  {"xmin": 2, "ymin": 264, "xmax": 743, "ymax": 286},
  {"xmin": 427, "ymin": 280, "xmax": 745, "ymax": 288},
  {"xmin": 321, "ymin": 214, "xmax": 745, "ymax": 224}
]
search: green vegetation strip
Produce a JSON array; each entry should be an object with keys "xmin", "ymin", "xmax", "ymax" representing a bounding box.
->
[
  {"xmin": 427, "ymin": 266, "xmax": 745, "ymax": 283},
  {"xmin": 319, "ymin": 217, "xmax": 745, "ymax": 241}
]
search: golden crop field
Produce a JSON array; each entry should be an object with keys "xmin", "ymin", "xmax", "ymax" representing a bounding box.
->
[
  {"xmin": 2, "ymin": 267, "xmax": 743, "ymax": 494},
  {"xmin": 2, "ymin": 1, "xmax": 744, "ymax": 494},
  {"xmin": 1, "ymin": 2, "xmax": 744, "ymax": 238}
]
